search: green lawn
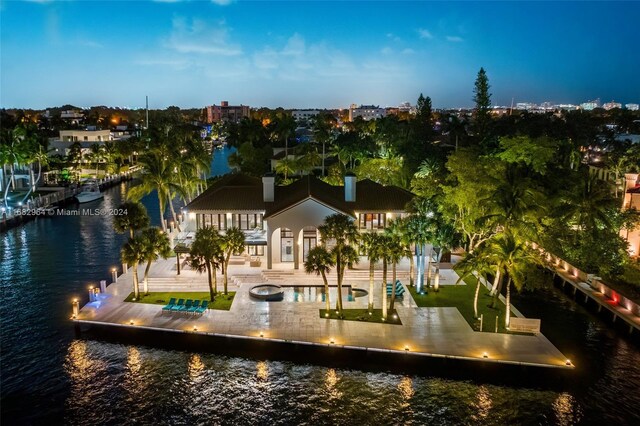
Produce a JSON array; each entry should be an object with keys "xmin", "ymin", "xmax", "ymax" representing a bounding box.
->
[
  {"xmin": 408, "ymin": 279, "xmax": 515, "ymax": 333},
  {"xmin": 319, "ymin": 309, "xmax": 403, "ymax": 325},
  {"xmin": 124, "ymin": 291, "xmax": 236, "ymax": 311}
]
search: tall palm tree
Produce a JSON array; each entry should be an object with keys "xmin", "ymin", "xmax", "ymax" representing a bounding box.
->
[
  {"xmin": 454, "ymin": 246, "xmax": 494, "ymax": 319},
  {"xmin": 385, "ymin": 233, "xmax": 405, "ymax": 313},
  {"xmin": 113, "ymin": 201, "xmax": 150, "ymax": 239},
  {"xmin": 139, "ymin": 227, "xmax": 172, "ymax": 295},
  {"xmin": 189, "ymin": 227, "xmax": 223, "ymax": 301},
  {"xmin": 220, "ymin": 227, "xmax": 246, "ymax": 295},
  {"xmin": 406, "ymin": 198, "xmax": 436, "ymax": 293},
  {"xmin": 377, "ymin": 234, "xmax": 392, "ymax": 319},
  {"xmin": 318, "ymin": 214, "xmax": 359, "ymax": 316},
  {"xmin": 431, "ymin": 221, "xmax": 462, "ymax": 292},
  {"xmin": 360, "ymin": 232, "xmax": 382, "ymax": 312},
  {"xmin": 127, "ymin": 152, "xmax": 183, "ymax": 231},
  {"xmin": 386, "ymin": 217, "xmax": 415, "ymax": 286},
  {"xmin": 304, "ymin": 246, "xmax": 335, "ymax": 314},
  {"xmin": 121, "ymin": 236, "xmax": 145, "ymax": 300},
  {"xmin": 1, "ymin": 127, "xmax": 29, "ymax": 209}
]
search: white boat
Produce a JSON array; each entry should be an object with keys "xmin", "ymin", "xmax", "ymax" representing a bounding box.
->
[{"xmin": 75, "ymin": 180, "xmax": 104, "ymax": 203}]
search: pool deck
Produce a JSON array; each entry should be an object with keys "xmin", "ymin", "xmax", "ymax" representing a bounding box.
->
[{"xmin": 73, "ymin": 258, "xmax": 573, "ymax": 370}]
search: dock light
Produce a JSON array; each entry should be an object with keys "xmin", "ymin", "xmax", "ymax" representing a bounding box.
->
[
  {"xmin": 193, "ymin": 326, "xmax": 198, "ymax": 332},
  {"xmin": 404, "ymin": 345, "xmax": 410, "ymax": 351},
  {"xmin": 565, "ymin": 359, "xmax": 572, "ymax": 366},
  {"xmin": 130, "ymin": 320, "xmax": 134, "ymax": 326},
  {"xmin": 259, "ymin": 331, "xmax": 264, "ymax": 338},
  {"xmin": 483, "ymin": 352, "xmax": 489, "ymax": 359},
  {"xmin": 330, "ymin": 337, "xmax": 335, "ymax": 344}
]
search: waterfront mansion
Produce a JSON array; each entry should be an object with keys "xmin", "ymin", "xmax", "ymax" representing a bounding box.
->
[{"xmin": 183, "ymin": 173, "xmax": 414, "ymax": 269}]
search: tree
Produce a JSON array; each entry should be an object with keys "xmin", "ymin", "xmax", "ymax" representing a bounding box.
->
[
  {"xmin": 318, "ymin": 214, "xmax": 359, "ymax": 316},
  {"xmin": 1, "ymin": 127, "xmax": 29, "ymax": 209},
  {"xmin": 138, "ymin": 227, "xmax": 172, "ymax": 295},
  {"xmin": 453, "ymin": 246, "xmax": 494, "ymax": 319},
  {"xmin": 360, "ymin": 232, "xmax": 382, "ymax": 312},
  {"xmin": 311, "ymin": 112, "xmax": 337, "ymax": 176},
  {"xmin": 189, "ymin": 227, "xmax": 223, "ymax": 301},
  {"xmin": 127, "ymin": 152, "xmax": 183, "ymax": 231},
  {"xmin": 304, "ymin": 246, "xmax": 335, "ymax": 314},
  {"xmin": 384, "ymin": 232, "xmax": 405, "ymax": 313},
  {"xmin": 406, "ymin": 198, "xmax": 437, "ymax": 293},
  {"xmin": 472, "ymin": 67, "xmax": 492, "ymax": 147},
  {"xmin": 220, "ymin": 227, "xmax": 246, "ymax": 295},
  {"xmin": 113, "ymin": 201, "xmax": 150, "ymax": 239},
  {"xmin": 430, "ymin": 221, "xmax": 462, "ymax": 292},
  {"xmin": 121, "ymin": 236, "xmax": 145, "ymax": 300}
]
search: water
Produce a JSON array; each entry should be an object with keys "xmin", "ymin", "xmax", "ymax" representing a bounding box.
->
[
  {"xmin": 2, "ymin": 185, "xmax": 640, "ymax": 424},
  {"xmin": 210, "ymin": 146, "xmax": 237, "ymax": 177}
]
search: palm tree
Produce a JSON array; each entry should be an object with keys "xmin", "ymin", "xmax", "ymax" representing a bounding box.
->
[
  {"xmin": 360, "ymin": 232, "xmax": 382, "ymax": 312},
  {"xmin": 127, "ymin": 152, "xmax": 183, "ymax": 231},
  {"xmin": 454, "ymin": 246, "xmax": 494, "ymax": 319},
  {"xmin": 220, "ymin": 227, "xmax": 246, "ymax": 295},
  {"xmin": 431, "ymin": 221, "xmax": 462, "ymax": 292},
  {"xmin": 406, "ymin": 198, "xmax": 436, "ymax": 293},
  {"xmin": 1, "ymin": 127, "xmax": 29, "ymax": 209},
  {"xmin": 377, "ymin": 234, "xmax": 392, "ymax": 319},
  {"xmin": 386, "ymin": 217, "xmax": 415, "ymax": 286},
  {"xmin": 88, "ymin": 144, "xmax": 106, "ymax": 178},
  {"xmin": 304, "ymin": 246, "xmax": 335, "ymax": 314},
  {"xmin": 318, "ymin": 214, "xmax": 359, "ymax": 316},
  {"xmin": 189, "ymin": 227, "xmax": 223, "ymax": 301},
  {"xmin": 113, "ymin": 201, "xmax": 150, "ymax": 239},
  {"xmin": 385, "ymin": 233, "xmax": 405, "ymax": 313},
  {"xmin": 121, "ymin": 236, "xmax": 145, "ymax": 300},
  {"xmin": 139, "ymin": 227, "xmax": 172, "ymax": 295}
]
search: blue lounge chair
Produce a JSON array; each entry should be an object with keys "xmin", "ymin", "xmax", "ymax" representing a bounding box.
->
[
  {"xmin": 170, "ymin": 299, "xmax": 185, "ymax": 312},
  {"xmin": 387, "ymin": 281, "xmax": 405, "ymax": 297},
  {"xmin": 196, "ymin": 300, "xmax": 209, "ymax": 314},
  {"xmin": 179, "ymin": 299, "xmax": 193, "ymax": 313},
  {"xmin": 162, "ymin": 298, "xmax": 176, "ymax": 312},
  {"xmin": 187, "ymin": 300, "xmax": 201, "ymax": 315}
]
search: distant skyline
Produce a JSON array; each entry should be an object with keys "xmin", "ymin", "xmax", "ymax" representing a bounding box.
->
[{"xmin": 1, "ymin": 1, "xmax": 639, "ymax": 109}]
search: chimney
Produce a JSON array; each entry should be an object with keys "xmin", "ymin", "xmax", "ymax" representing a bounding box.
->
[
  {"xmin": 262, "ymin": 174, "xmax": 275, "ymax": 202},
  {"xmin": 344, "ymin": 172, "xmax": 356, "ymax": 202}
]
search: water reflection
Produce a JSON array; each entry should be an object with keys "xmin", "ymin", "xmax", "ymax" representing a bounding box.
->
[
  {"xmin": 189, "ymin": 354, "xmax": 205, "ymax": 381},
  {"xmin": 474, "ymin": 385, "xmax": 492, "ymax": 421},
  {"xmin": 325, "ymin": 368, "xmax": 342, "ymax": 399},
  {"xmin": 398, "ymin": 376, "xmax": 414, "ymax": 401},
  {"xmin": 64, "ymin": 340, "xmax": 107, "ymax": 409},
  {"xmin": 553, "ymin": 392, "xmax": 582, "ymax": 425},
  {"xmin": 256, "ymin": 361, "xmax": 268, "ymax": 381}
]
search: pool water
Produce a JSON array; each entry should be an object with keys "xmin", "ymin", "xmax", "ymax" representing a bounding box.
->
[{"xmin": 280, "ymin": 285, "xmax": 367, "ymax": 303}]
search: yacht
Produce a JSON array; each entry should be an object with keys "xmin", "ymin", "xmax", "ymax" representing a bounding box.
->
[{"xmin": 75, "ymin": 180, "xmax": 103, "ymax": 203}]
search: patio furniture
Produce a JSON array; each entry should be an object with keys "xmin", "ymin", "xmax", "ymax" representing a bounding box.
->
[
  {"xmin": 187, "ymin": 300, "xmax": 201, "ymax": 315},
  {"xmin": 196, "ymin": 300, "xmax": 209, "ymax": 314},
  {"xmin": 386, "ymin": 281, "xmax": 405, "ymax": 297},
  {"xmin": 169, "ymin": 299, "xmax": 185, "ymax": 312},
  {"xmin": 179, "ymin": 299, "xmax": 193, "ymax": 313},
  {"xmin": 162, "ymin": 298, "xmax": 176, "ymax": 312}
]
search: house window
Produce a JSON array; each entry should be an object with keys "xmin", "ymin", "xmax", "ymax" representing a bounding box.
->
[
  {"xmin": 247, "ymin": 245, "xmax": 265, "ymax": 256},
  {"xmin": 231, "ymin": 214, "xmax": 262, "ymax": 230},
  {"xmin": 358, "ymin": 213, "xmax": 386, "ymax": 229}
]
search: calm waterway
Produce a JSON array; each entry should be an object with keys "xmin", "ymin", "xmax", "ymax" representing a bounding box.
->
[{"xmin": 1, "ymin": 146, "xmax": 639, "ymax": 424}]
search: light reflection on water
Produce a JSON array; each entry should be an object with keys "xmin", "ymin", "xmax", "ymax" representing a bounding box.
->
[{"xmin": 2, "ymin": 179, "xmax": 640, "ymax": 424}]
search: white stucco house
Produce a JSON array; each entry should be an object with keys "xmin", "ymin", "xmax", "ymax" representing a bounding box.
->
[{"xmin": 183, "ymin": 173, "xmax": 415, "ymax": 269}]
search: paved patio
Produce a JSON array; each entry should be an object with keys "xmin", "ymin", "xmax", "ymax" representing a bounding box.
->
[{"xmin": 75, "ymin": 258, "xmax": 572, "ymax": 369}]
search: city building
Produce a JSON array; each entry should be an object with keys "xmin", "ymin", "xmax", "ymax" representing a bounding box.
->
[
  {"xmin": 348, "ymin": 104, "xmax": 386, "ymax": 121},
  {"xmin": 48, "ymin": 129, "xmax": 113, "ymax": 158},
  {"xmin": 580, "ymin": 99, "xmax": 600, "ymax": 110},
  {"xmin": 292, "ymin": 110, "xmax": 320, "ymax": 122},
  {"xmin": 603, "ymin": 101, "xmax": 622, "ymax": 110},
  {"xmin": 203, "ymin": 101, "xmax": 251, "ymax": 124},
  {"xmin": 184, "ymin": 173, "xmax": 414, "ymax": 269},
  {"xmin": 625, "ymin": 103, "xmax": 639, "ymax": 111}
]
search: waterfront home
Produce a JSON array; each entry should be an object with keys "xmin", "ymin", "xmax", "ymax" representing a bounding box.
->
[{"xmin": 183, "ymin": 173, "xmax": 414, "ymax": 269}]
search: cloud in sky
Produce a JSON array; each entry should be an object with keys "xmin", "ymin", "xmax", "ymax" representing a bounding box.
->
[
  {"xmin": 164, "ymin": 17, "xmax": 242, "ymax": 55},
  {"xmin": 446, "ymin": 35, "xmax": 464, "ymax": 42},
  {"xmin": 418, "ymin": 28, "xmax": 433, "ymax": 39}
]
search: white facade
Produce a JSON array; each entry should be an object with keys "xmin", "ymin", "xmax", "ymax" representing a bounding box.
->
[
  {"xmin": 59, "ymin": 130, "xmax": 111, "ymax": 142},
  {"xmin": 348, "ymin": 105, "xmax": 386, "ymax": 121},
  {"xmin": 292, "ymin": 110, "xmax": 320, "ymax": 122},
  {"xmin": 625, "ymin": 103, "xmax": 639, "ymax": 111}
]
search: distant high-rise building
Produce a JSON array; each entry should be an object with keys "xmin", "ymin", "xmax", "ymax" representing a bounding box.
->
[
  {"xmin": 625, "ymin": 103, "xmax": 639, "ymax": 111},
  {"xmin": 516, "ymin": 102, "xmax": 536, "ymax": 110},
  {"xmin": 603, "ymin": 101, "xmax": 622, "ymax": 110},
  {"xmin": 348, "ymin": 105, "xmax": 386, "ymax": 121},
  {"xmin": 203, "ymin": 101, "xmax": 250, "ymax": 124}
]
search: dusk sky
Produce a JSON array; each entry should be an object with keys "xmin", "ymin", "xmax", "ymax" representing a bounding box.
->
[{"xmin": 1, "ymin": 0, "xmax": 639, "ymax": 109}]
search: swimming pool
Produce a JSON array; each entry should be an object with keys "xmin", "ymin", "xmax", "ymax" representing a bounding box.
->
[{"xmin": 249, "ymin": 285, "xmax": 368, "ymax": 303}]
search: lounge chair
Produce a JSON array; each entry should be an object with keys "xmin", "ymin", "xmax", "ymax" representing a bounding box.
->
[
  {"xmin": 386, "ymin": 281, "xmax": 405, "ymax": 297},
  {"xmin": 170, "ymin": 299, "xmax": 185, "ymax": 312},
  {"xmin": 196, "ymin": 300, "xmax": 209, "ymax": 314},
  {"xmin": 179, "ymin": 299, "xmax": 193, "ymax": 313},
  {"xmin": 162, "ymin": 298, "xmax": 176, "ymax": 312},
  {"xmin": 187, "ymin": 300, "xmax": 201, "ymax": 315}
]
